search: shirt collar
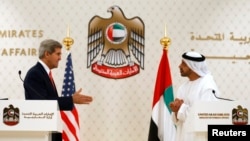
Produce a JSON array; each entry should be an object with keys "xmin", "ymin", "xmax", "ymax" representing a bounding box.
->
[{"xmin": 38, "ymin": 60, "xmax": 50, "ymax": 74}]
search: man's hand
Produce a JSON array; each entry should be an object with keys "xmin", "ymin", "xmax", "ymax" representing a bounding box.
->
[
  {"xmin": 169, "ymin": 98, "xmax": 184, "ymax": 112},
  {"xmin": 72, "ymin": 88, "xmax": 93, "ymax": 104}
]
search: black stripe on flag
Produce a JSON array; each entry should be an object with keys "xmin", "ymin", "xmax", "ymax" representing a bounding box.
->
[{"xmin": 148, "ymin": 118, "xmax": 160, "ymax": 141}]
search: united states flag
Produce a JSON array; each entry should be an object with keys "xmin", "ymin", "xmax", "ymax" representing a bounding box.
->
[{"xmin": 61, "ymin": 53, "xmax": 80, "ymax": 141}]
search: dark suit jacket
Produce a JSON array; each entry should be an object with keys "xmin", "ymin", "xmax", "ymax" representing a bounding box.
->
[
  {"xmin": 24, "ymin": 62, "xmax": 74, "ymax": 141},
  {"xmin": 24, "ymin": 62, "xmax": 74, "ymax": 110}
]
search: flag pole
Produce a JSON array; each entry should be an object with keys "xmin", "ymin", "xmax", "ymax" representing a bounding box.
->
[
  {"xmin": 148, "ymin": 24, "xmax": 176, "ymax": 141},
  {"xmin": 61, "ymin": 25, "xmax": 80, "ymax": 141},
  {"xmin": 160, "ymin": 24, "xmax": 171, "ymax": 50},
  {"xmin": 63, "ymin": 25, "xmax": 74, "ymax": 51}
]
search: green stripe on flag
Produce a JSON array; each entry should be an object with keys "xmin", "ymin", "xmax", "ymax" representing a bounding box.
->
[
  {"xmin": 164, "ymin": 86, "xmax": 174, "ymax": 113},
  {"xmin": 113, "ymin": 24, "xmax": 124, "ymax": 30}
]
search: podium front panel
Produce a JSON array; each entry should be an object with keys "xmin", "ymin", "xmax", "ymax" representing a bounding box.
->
[
  {"xmin": 187, "ymin": 100, "xmax": 249, "ymax": 132},
  {"xmin": 0, "ymin": 100, "xmax": 60, "ymax": 132}
]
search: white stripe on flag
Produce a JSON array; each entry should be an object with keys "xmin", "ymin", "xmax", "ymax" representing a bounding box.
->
[
  {"xmin": 151, "ymin": 95, "xmax": 176, "ymax": 141},
  {"xmin": 113, "ymin": 29, "xmax": 125, "ymax": 37},
  {"xmin": 62, "ymin": 110, "xmax": 80, "ymax": 141}
]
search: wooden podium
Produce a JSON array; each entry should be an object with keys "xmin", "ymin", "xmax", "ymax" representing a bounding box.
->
[
  {"xmin": 185, "ymin": 100, "xmax": 249, "ymax": 141},
  {"xmin": 0, "ymin": 100, "xmax": 61, "ymax": 141}
]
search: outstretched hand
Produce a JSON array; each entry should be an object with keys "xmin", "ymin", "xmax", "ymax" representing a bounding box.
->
[{"xmin": 72, "ymin": 88, "xmax": 93, "ymax": 104}]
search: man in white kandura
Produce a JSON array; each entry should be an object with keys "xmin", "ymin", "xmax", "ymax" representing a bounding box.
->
[{"xmin": 170, "ymin": 51, "xmax": 220, "ymax": 141}]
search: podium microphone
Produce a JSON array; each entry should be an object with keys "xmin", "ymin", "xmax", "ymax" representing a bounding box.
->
[
  {"xmin": 212, "ymin": 90, "xmax": 233, "ymax": 101},
  {"xmin": 18, "ymin": 70, "xmax": 45, "ymax": 99},
  {"xmin": 18, "ymin": 70, "xmax": 24, "ymax": 82}
]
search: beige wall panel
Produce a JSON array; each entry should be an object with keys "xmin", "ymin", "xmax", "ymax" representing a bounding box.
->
[{"xmin": 0, "ymin": 0, "xmax": 249, "ymax": 140}]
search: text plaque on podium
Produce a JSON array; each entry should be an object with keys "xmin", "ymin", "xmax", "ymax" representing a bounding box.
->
[
  {"xmin": 189, "ymin": 100, "xmax": 249, "ymax": 132},
  {"xmin": 0, "ymin": 100, "xmax": 61, "ymax": 141},
  {"xmin": 184, "ymin": 100, "xmax": 249, "ymax": 141}
]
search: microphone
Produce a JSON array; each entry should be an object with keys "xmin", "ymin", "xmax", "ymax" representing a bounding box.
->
[
  {"xmin": 212, "ymin": 90, "xmax": 233, "ymax": 101},
  {"xmin": 18, "ymin": 70, "xmax": 24, "ymax": 82},
  {"xmin": 18, "ymin": 70, "xmax": 45, "ymax": 99}
]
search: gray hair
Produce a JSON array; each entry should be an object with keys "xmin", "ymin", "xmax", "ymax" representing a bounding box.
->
[{"xmin": 38, "ymin": 39, "xmax": 62, "ymax": 59}]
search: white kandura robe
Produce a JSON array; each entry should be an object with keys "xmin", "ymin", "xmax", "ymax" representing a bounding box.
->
[{"xmin": 172, "ymin": 74, "xmax": 220, "ymax": 141}]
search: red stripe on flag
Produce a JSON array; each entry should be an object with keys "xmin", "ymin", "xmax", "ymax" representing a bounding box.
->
[
  {"xmin": 107, "ymin": 26, "xmax": 113, "ymax": 40},
  {"xmin": 152, "ymin": 50, "xmax": 172, "ymax": 107},
  {"xmin": 61, "ymin": 107, "xmax": 80, "ymax": 141},
  {"xmin": 62, "ymin": 130, "xmax": 70, "ymax": 141},
  {"xmin": 71, "ymin": 107, "xmax": 80, "ymax": 125}
]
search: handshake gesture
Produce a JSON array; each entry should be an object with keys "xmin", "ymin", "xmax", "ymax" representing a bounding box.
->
[{"xmin": 72, "ymin": 88, "xmax": 93, "ymax": 104}]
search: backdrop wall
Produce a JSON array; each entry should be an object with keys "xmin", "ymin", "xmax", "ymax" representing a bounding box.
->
[{"xmin": 0, "ymin": 0, "xmax": 249, "ymax": 141}]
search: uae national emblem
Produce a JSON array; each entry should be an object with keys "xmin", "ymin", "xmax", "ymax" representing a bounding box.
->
[
  {"xmin": 3, "ymin": 104, "xmax": 19, "ymax": 126},
  {"xmin": 232, "ymin": 105, "xmax": 248, "ymax": 125},
  {"xmin": 87, "ymin": 5, "xmax": 145, "ymax": 79}
]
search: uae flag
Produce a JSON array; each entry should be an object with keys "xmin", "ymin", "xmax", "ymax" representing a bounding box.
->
[
  {"xmin": 106, "ymin": 23, "xmax": 126, "ymax": 42},
  {"xmin": 148, "ymin": 49, "xmax": 176, "ymax": 141}
]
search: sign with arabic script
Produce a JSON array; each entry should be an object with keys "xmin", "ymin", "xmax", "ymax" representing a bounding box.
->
[{"xmin": 0, "ymin": 100, "xmax": 60, "ymax": 131}]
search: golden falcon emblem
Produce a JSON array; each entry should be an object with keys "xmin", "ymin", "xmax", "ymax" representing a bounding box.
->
[{"xmin": 87, "ymin": 5, "xmax": 145, "ymax": 79}]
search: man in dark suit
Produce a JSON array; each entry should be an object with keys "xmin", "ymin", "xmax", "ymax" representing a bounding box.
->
[{"xmin": 24, "ymin": 39, "xmax": 93, "ymax": 141}]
